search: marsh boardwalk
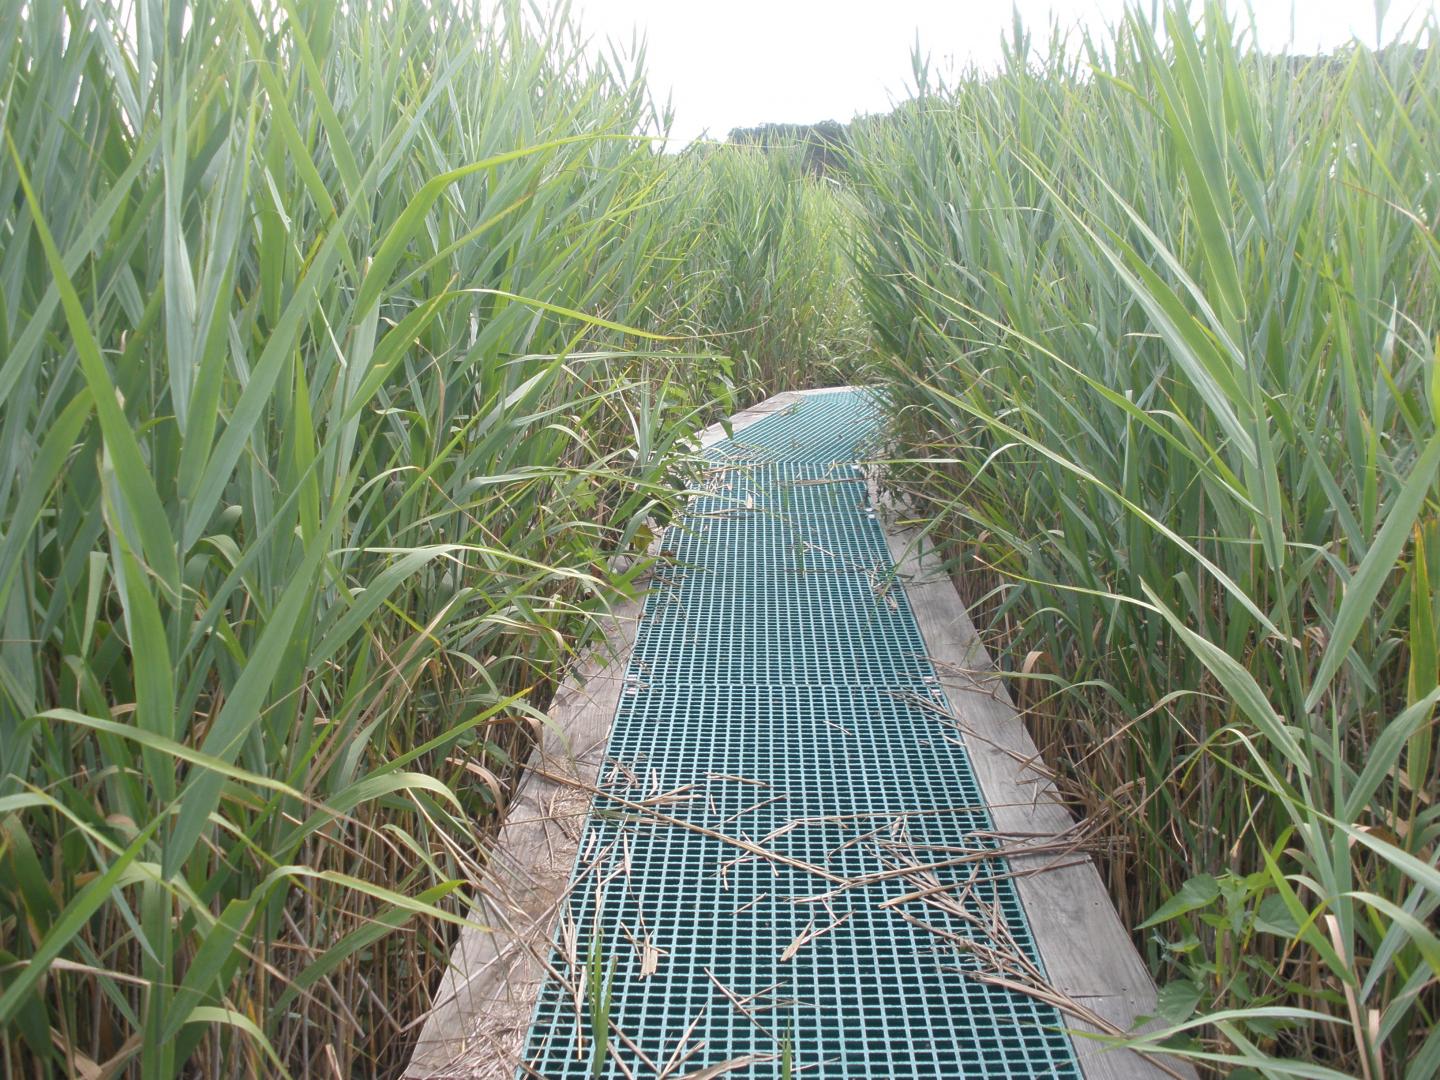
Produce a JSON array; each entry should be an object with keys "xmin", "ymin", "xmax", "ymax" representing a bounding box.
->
[{"xmin": 520, "ymin": 390, "xmax": 1085, "ymax": 1077}]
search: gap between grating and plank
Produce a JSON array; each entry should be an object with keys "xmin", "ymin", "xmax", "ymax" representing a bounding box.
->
[{"xmin": 405, "ymin": 388, "xmax": 1193, "ymax": 1080}]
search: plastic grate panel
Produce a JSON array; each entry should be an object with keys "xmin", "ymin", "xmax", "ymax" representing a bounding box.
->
[
  {"xmin": 705, "ymin": 391, "xmax": 884, "ymax": 464},
  {"xmin": 629, "ymin": 571, "xmax": 933, "ymax": 689},
  {"xmin": 521, "ymin": 391, "xmax": 1081, "ymax": 1077},
  {"xmin": 662, "ymin": 514, "xmax": 893, "ymax": 575},
  {"xmin": 689, "ymin": 461, "xmax": 873, "ymax": 516},
  {"xmin": 523, "ymin": 688, "xmax": 1081, "ymax": 1078}
]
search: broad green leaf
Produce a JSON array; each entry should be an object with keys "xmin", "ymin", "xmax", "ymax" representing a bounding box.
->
[{"xmin": 1139, "ymin": 873, "xmax": 1220, "ymax": 928}]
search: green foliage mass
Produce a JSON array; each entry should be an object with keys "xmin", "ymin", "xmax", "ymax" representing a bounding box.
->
[{"xmin": 849, "ymin": 4, "xmax": 1440, "ymax": 1073}]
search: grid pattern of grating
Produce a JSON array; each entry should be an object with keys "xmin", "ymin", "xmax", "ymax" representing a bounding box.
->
[
  {"xmin": 689, "ymin": 463, "xmax": 873, "ymax": 517},
  {"xmin": 629, "ymin": 571, "xmax": 932, "ymax": 688},
  {"xmin": 663, "ymin": 514, "xmax": 893, "ymax": 575},
  {"xmin": 704, "ymin": 391, "xmax": 884, "ymax": 464},
  {"xmin": 521, "ymin": 392, "xmax": 1081, "ymax": 1078}
]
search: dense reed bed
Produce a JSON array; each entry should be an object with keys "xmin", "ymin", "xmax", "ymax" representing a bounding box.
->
[
  {"xmin": 849, "ymin": 4, "xmax": 1439, "ymax": 1074},
  {"xmin": 0, "ymin": 1, "xmax": 858, "ymax": 1076},
  {"xmin": 666, "ymin": 144, "xmax": 871, "ymax": 393}
]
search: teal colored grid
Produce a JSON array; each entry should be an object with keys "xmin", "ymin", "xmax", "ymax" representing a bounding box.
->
[
  {"xmin": 704, "ymin": 390, "xmax": 884, "ymax": 464},
  {"xmin": 520, "ymin": 391, "xmax": 1081, "ymax": 1078},
  {"xmin": 526, "ymin": 688, "xmax": 1078, "ymax": 1078}
]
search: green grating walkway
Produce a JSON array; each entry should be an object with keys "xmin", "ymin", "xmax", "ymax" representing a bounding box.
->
[{"xmin": 520, "ymin": 390, "xmax": 1081, "ymax": 1077}]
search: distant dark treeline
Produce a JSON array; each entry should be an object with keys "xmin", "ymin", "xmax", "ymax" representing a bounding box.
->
[{"xmin": 726, "ymin": 120, "xmax": 851, "ymax": 176}]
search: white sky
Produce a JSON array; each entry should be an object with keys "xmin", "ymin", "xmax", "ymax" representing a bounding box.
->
[{"xmin": 569, "ymin": 0, "xmax": 1438, "ymax": 144}]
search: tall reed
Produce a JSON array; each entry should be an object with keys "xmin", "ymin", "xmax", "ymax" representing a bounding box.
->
[
  {"xmin": 0, "ymin": 1, "xmax": 730, "ymax": 1075},
  {"xmin": 665, "ymin": 143, "xmax": 872, "ymax": 396},
  {"xmin": 849, "ymin": 4, "xmax": 1439, "ymax": 1073}
]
